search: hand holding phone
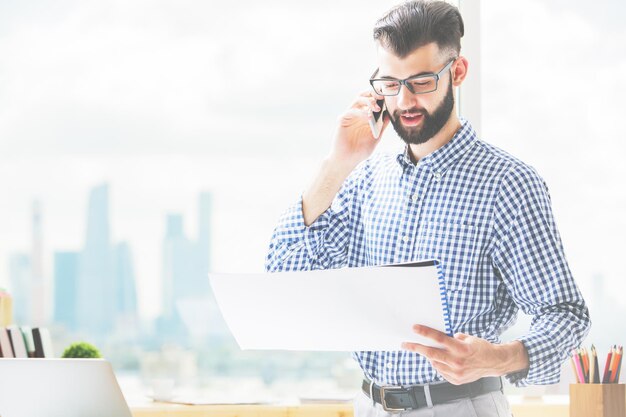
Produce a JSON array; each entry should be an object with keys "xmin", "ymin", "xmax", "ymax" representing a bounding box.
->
[
  {"xmin": 368, "ymin": 99, "xmax": 387, "ymax": 139},
  {"xmin": 330, "ymin": 92, "xmax": 387, "ymax": 169}
]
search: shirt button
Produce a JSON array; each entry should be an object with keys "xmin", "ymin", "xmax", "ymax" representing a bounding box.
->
[
  {"xmin": 386, "ymin": 362, "xmax": 394, "ymax": 369},
  {"xmin": 433, "ymin": 171, "xmax": 442, "ymax": 181},
  {"xmin": 411, "ymin": 194, "xmax": 419, "ymax": 203},
  {"xmin": 401, "ymin": 235, "xmax": 409, "ymax": 243}
]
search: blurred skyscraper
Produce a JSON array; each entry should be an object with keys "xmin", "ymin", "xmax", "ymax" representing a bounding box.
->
[
  {"xmin": 159, "ymin": 192, "xmax": 212, "ymax": 343},
  {"xmin": 112, "ymin": 242, "xmax": 139, "ymax": 342},
  {"xmin": 76, "ymin": 184, "xmax": 116, "ymax": 334},
  {"xmin": 31, "ymin": 200, "xmax": 46, "ymax": 325},
  {"xmin": 162, "ymin": 213, "xmax": 189, "ymax": 320},
  {"xmin": 8, "ymin": 253, "xmax": 31, "ymax": 324},
  {"xmin": 114, "ymin": 242, "xmax": 137, "ymax": 317},
  {"xmin": 8, "ymin": 200, "xmax": 46, "ymax": 326},
  {"xmin": 53, "ymin": 251, "xmax": 79, "ymax": 329},
  {"xmin": 197, "ymin": 192, "xmax": 211, "ymax": 276}
]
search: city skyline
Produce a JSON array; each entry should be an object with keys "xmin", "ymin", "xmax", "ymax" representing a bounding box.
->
[
  {"xmin": 0, "ymin": 155, "xmax": 320, "ymax": 320},
  {"xmin": 5, "ymin": 183, "xmax": 219, "ymax": 331}
]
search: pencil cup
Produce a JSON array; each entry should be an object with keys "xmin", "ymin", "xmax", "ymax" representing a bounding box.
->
[{"xmin": 570, "ymin": 384, "xmax": 626, "ymax": 417}]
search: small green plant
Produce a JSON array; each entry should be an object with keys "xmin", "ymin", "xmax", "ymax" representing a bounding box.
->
[{"xmin": 62, "ymin": 341, "xmax": 102, "ymax": 359}]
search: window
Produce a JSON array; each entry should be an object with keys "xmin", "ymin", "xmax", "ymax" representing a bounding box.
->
[{"xmin": 480, "ymin": 0, "xmax": 626, "ymax": 392}]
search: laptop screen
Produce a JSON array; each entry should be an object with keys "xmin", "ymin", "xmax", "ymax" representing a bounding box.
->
[{"xmin": 0, "ymin": 358, "xmax": 132, "ymax": 417}]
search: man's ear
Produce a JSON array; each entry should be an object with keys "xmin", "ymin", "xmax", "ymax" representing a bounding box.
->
[{"xmin": 451, "ymin": 56, "xmax": 468, "ymax": 87}]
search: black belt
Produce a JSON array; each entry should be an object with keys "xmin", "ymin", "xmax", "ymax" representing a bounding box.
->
[{"xmin": 362, "ymin": 377, "xmax": 502, "ymax": 412}]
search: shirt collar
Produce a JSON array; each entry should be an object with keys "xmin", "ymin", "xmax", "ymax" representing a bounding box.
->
[{"xmin": 395, "ymin": 119, "xmax": 477, "ymax": 173}]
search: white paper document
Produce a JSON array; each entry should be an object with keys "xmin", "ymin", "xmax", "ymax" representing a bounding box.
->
[{"xmin": 209, "ymin": 260, "xmax": 452, "ymax": 351}]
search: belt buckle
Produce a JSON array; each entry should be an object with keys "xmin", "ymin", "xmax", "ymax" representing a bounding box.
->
[{"xmin": 380, "ymin": 385, "xmax": 405, "ymax": 412}]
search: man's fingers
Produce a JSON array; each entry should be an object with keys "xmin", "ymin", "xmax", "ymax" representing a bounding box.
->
[
  {"xmin": 358, "ymin": 89, "xmax": 384, "ymax": 100},
  {"xmin": 350, "ymin": 96, "xmax": 380, "ymax": 112},
  {"xmin": 338, "ymin": 109, "xmax": 367, "ymax": 126},
  {"xmin": 428, "ymin": 360, "xmax": 459, "ymax": 385},
  {"xmin": 412, "ymin": 325, "xmax": 464, "ymax": 352},
  {"xmin": 401, "ymin": 342, "xmax": 453, "ymax": 365},
  {"xmin": 430, "ymin": 360, "xmax": 454, "ymax": 378}
]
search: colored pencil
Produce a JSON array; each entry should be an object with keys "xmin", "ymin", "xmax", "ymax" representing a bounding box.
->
[
  {"xmin": 571, "ymin": 356, "xmax": 580, "ymax": 383},
  {"xmin": 602, "ymin": 349, "xmax": 613, "ymax": 384},
  {"xmin": 615, "ymin": 346, "xmax": 624, "ymax": 384},
  {"xmin": 573, "ymin": 350, "xmax": 586, "ymax": 384},
  {"xmin": 592, "ymin": 345, "xmax": 600, "ymax": 383},
  {"xmin": 611, "ymin": 346, "xmax": 622, "ymax": 383},
  {"xmin": 589, "ymin": 345, "xmax": 596, "ymax": 384}
]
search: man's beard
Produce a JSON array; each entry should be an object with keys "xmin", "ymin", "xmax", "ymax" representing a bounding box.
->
[{"xmin": 389, "ymin": 81, "xmax": 455, "ymax": 145}]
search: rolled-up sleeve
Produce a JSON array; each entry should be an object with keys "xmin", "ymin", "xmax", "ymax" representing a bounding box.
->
[{"xmin": 491, "ymin": 165, "xmax": 591, "ymax": 386}]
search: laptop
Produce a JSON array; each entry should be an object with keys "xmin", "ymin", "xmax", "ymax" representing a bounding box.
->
[{"xmin": 0, "ymin": 358, "xmax": 133, "ymax": 417}]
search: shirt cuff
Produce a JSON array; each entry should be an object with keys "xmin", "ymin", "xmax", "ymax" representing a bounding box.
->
[
  {"xmin": 505, "ymin": 332, "xmax": 562, "ymax": 387},
  {"xmin": 266, "ymin": 196, "xmax": 333, "ymax": 270}
]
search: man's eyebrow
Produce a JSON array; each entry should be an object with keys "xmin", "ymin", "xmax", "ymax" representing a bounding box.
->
[{"xmin": 377, "ymin": 71, "xmax": 434, "ymax": 79}]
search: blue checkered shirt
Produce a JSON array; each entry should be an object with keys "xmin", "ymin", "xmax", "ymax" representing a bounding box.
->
[{"xmin": 265, "ymin": 120, "xmax": 590, "ymax": 387}]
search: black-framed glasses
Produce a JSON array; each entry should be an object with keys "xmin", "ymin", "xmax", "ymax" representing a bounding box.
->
[{"xmin": 369, "ymin": 58, "xmax": 456, "ymax": 96}]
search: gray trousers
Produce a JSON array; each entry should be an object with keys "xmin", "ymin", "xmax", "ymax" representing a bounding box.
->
[{"xmin": 353, "ymin": 390, "xmax": 512, "ymax": 417}]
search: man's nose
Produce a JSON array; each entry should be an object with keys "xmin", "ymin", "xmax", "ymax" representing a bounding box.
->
[{"xmin": 396, "ymin": 84, "xmax": 417, "ymax": 110}]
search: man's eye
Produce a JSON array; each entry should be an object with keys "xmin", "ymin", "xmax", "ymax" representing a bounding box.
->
[{"xmin": 410, "ymin": 80, "xmax": 432, "ymax": 86}]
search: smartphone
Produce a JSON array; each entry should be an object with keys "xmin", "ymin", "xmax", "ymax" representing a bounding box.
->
[{"xmin": 368, "ymin": 99, "xmax": 387, "ymax": 139}]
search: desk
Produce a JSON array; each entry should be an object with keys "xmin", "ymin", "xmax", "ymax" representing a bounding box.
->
[{"xmin": 130, "ymin": 397, "xmax": 569, "ymax": 417}]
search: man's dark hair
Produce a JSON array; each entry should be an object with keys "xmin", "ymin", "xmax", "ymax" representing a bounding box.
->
[{"xmin": 373, "ymin": 1, "xmax": 464, "ymax": 59}]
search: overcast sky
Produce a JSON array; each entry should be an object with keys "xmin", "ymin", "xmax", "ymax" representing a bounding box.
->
[{"xmin": 0, "ymin": 0, "xmax": 384, "ymax": 156}]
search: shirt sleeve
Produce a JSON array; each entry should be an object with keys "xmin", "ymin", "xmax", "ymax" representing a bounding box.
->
[
  {"xmin": 491, "ymin": 164, "xmax": 591, "ymax": 387},
  {"xmin": 264, "ymin": 162, "xmax": 366, "ymax": 272}
]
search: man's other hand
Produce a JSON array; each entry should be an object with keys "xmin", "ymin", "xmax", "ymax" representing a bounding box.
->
[{"xmin": 401, "ymin": 324, "xmax": 529, "ymax": 385}]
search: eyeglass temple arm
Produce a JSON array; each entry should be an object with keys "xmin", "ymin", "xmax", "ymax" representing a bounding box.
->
[{"xmin": 437, "ymin": 58, "xmax": 457, "ymax": 79}]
